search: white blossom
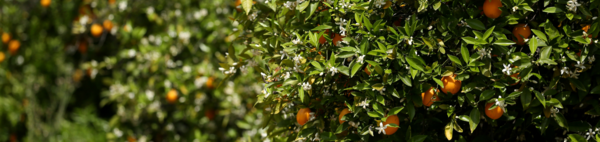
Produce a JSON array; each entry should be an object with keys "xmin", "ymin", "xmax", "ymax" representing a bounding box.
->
[
  {"xmin": 293, "ymin": 54, "xmax": 303, "ymax": 64},
  {"xmin": 512, "ymin": 6, "xmax": 518, "ymax": 12},
  {"xmin": 495, "ymin": 96, "xmax": 507, "ymax": 112},
  {"xmin": 408, "ymin": 37, "xmax": 413, "ymax": 45},
  {"xmin": 550, "ymin": 107, "xmax": 560, "ymax": 117},
  {"xmin": 586, "ymin": 127, "xmax": 599, "ymax": 140},
  {"xmin": 567, "ymin": 0, "xmax": 581, "ymax": 12},
  {"xmin": 302, "ymin": 82, "xmax": 312, "ymax": 90},
  {"xmin": 589, "ymin": 55, "xmax": 595, "ymax": 64},
  {"xmin": 358, "ymin": 98, "xmax": 369, "ymax": 109},
  {"xmin": 349, "ymin": 121, "xmax": 360, "ymax": 128},
  {"xmin": 575, "ymin": 61, "xmax": 586, "ymax": 70},
  {"xmin": 309, "ymin": 112, "xmax": 316, "ymax": 121},
  {"xmin": 329, "ymin": 66, "xmax": 338, "ymax": 76},
  {"xmin": 561, "ymin": 67, "xmax": 569, "ymax": 75},
  {"xmin": 284, "ymin": 1, "xmax": 296, "ymax": 10},
  {"xmin": 375, "ymin": 122, "xmax": 388, "ymax": 135},
  {"xmin": 502, "ymin": 64, "xmax": 512, "ymax": 75},
  {"xmin": 374, "ymin": 0, "xmax": 386, "ymax": 8},
  {"xmin": 312, "ymin": 133, "xmax": 320, "ymax": 141},
  {"xmin": 283, "ymin": 72, "xmax": 291, "ymax": 80},
  {"xmin": 248, "ymin": 11, "xmax": 258, "ymax": 21},
  {"xmin": 571, "ymin": 71, "xmax": 580, "ymax": 79},
  {"xmin": 357, "ymin": 55, "xmax": 365, "ymax": 64},
  {"xmin": 340, "ymin": 25, "xmax": 347, "ymax": 36},
  {"xmin": 292, "ymin": 38, "xmax": 303, "ymax": 44}
]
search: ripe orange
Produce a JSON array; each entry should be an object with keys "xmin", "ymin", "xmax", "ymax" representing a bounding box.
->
[
  {"xmin": 364, "ymin": 66, "xmax": 371, "ymax": 76},
  {"xmin": 485, "ymin": 102, "xmax": 503, "ymax": 120},
  {"xmin": 109, "ymin": 0, "xmax": 116, "ymax": 5},
  {"xmin": 91, "ymin": 24, "xmax": 103, "ymax": 37},
  {"xmin": 167, "ymin": 89, "xmax": 178, "ymax": 103},
  {"xmin": 103, "ymin": 20, "xmax": 114, "ymax": 32},
  {"xmin": 441, "ymin": 74, "xmax": 462, "ymax": 95},
  {"xmin": 0, "ymin": 52, "xmax": 4, "ymax": 63},
  {"xmin": 382, "ymin": 115, "xmax": 400, "ymax": 135},
  {"xmin": 510, "ymin": 73, "xmax": 520, "ymax": 86},
  {"xmin": 338, "ymin": 108, "xmax": 351, "ymax": 124},
  {"xmin": 206, "ymin": 77, "xmax": 215, "ymax": 89},
  {"xmin": 332, "ymin": 33, "xmax": 344, "ymax": 46},
  {"xmin": 483, "ymin": 0, "xmax": 502, "ymax": 19},
  {"xmin": 41, "ymin": 0, "xmax": 51, "ymax": 7},
  {"xmin": 318, "ymin": 29, "xmax": 330, "ymax": 44},
  {"xmin": 127, "ymin": 136, "xmax": 136, "ymax": 142},
  {"xmin": 8, "ymin": 40, "xmax": 20, "ymax": 55},
  {"xmin": 2, "ymin": 32, "xmax": 10, "ymax": 44},
  {"xmin": 582, "ymin": 25, "xmax": 596, "ymax": 38},
  {"xmin": 297, "ymin": 108, "xmax": 311, "ymax": 126},
  {"xmin": 512, "ymin": 24, "xmax": 531, "ymax": 45},
  {"xmin": 205, "ymin": 109, "xmax": 216, "ymax": 120},
  {"xmin": 421, "ymin": 87, "xmax": 440, "ymax": 107}
]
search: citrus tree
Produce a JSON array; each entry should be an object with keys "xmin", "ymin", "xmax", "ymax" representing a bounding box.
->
[
  {"xmin": 231, "ymin": 0, "xmax": 600, "ymax": 141},
  {"xmin": 1, "ymin": 0, "xmax": 264, "ymax": 141}
]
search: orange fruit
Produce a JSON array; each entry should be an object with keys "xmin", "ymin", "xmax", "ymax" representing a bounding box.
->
[
  {"xmin": 318, "ymin": 29, "xmax": 330, "ymax": 44},
  {"xmin": 421, "ymin": 87, "xmax": 440, "ymax": 107},
  {"xmin": 364, "ymin": 66, "xmax": 371, "ymax": 76},
  {"xmin": 485, "ymin": 102, "xmax": 503, "ymax": 120},
  {"xmin": 0, "ymin": 52, "xmax": 4, "ymax": 63},
  {"xmin": 127, "ymin": 136, "xmax": 137, "ymax": 142},
  {"xmin": 483, "ymin": 0, "xmax": 502, "ymax": 19},
  {"xmin": 109, "ymin": 0, "xmax": 116, "ymax": 5},
  {"xmin": 338, "ymin": 108, "xmax": 351, "ymax": 124},
  {"xmin": 297, "ymin": 108, "xmax": 311, "ymax": 126},
  {"xmin": 103, "ymin": 20, "xmax": 114, "ymax": 32},
  {"xmin": 332, "ymin": 33, "xmax": 344, "ymax": 46},
  {"xmin": 512, "ymin": 24, "xmax": 531, "ymax": 45},
  {"xmin": 382, "ymin": 115, "xmax": 400, "ymax": 135},
  {"xmin": 205, "ymin": 109, "xmax": 216, "ymax": 120},
  {"xmin": 91, "ymin": 24, "xmax": 103, "ymax": 37},
  {"xmin": 41, "ymin": 0, "xmax": 51, "ymax": 7},
  {"xmin": 510, "ymin": 73, "xmax": 520, "ymax": 86},
  {"xmin": 582, "ymin": 25, "xmax": 596, "ymax": 38},
  {"xmin": 2, "ymin": 32, "xmax": 10, "ymax": 44},
  {"xmin": 206, "ymin": 77, "xmax": 215, "ymax": 89},
  {"xmin": 8, "ymin": 40, "xmax": 20, "ymax": 55},
  {"xmin": 167, "ymin": 89, "xmax": 178, "ymax": 103},
  {"xmin": 78, "ymin": 40, "xmax": 87, "ymax": 54},
  {"xmin": 10, "ymin": 133, "xmax": 16, "ymax": 142},
  {"xmin": 441, "ymin": 74, "xmax": 462, "ymax": 95}
]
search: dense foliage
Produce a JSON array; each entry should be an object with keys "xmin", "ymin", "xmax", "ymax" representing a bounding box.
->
[
  {"xmin": 232, "ymin": 0, "xmax": 600, "ymax": 141},
  {"xmin": 1, "ymin": 0, "xmax": 263, "ymax": 141}
]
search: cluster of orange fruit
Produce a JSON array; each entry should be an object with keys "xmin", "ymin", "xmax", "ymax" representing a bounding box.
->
[
  {"xmin": 90, "ymin": 20, "xmax": 114, "ymax": 38},
  {"xmin": 1, "ymin": 32, "xmax": 21, "ymax": 63}
]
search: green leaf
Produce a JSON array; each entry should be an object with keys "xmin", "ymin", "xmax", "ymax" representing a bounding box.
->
[
  {"xmin": 521, "ymin": 88, "xmax": 532, "ymax": 109},
  {"xmin": 434, "ymin": 78, "xmax": 444, "ymax": 88},
  {"xmin": 466, "ymin": 19, "xmax": 486, "ymax": 30},
  {"xmin": 242, "ymin": 0, "xmax": 253, "ymax": 15},
  {"xmin": 312, "ymin": 25, "xmax": 332, "ymax": 31},
  {"xmin": 483, "ymin": 26, "xmax": 495, "ymax": 40},
  {"xmin": 299, "ymin": 87, "xmax": 305, "ymax": 103},
  {"xmin": 493, "ymin": 39, "xmax": 516, "ymax": 46},
  {"xmin": 400, "ymin": 73, "xmax": 413, "ymax": 87},
  {"xmin": 531, "ymin": 29, "xmax": 548, "ymax": 42},
  {"xmin": 406, "ymin": 56, "xmax": 426, "ymax": 71},
  {"xmin": 539, "ymin": 46, "xmax": 552, "ymax": 59},
  {"xmin": 389, "ymin": 107, "xmax": 404, "ymax": 115},
  {"xmin": 448, "ymin": 55, "xmax": 463, "ymax": 66},
  {"xmin": 407, "ymin": 101, "xmax": 415, "ymax": 121},
  {"xmin": 368, "ymin": 111, "xmax": 383, "ymax": 118},
  {"xmin": 529, "ymin": 36, "xmax": 538, "ymax": 56},
  {"xmin": 573, "ymin": 36, "xmax": 592, "ymax": 44},
  {"xmin": 555, "ymin": 113, "xmax": 569, "ymax": 128},
  {"xmin": 311, "ymin": 61, "xmax": 323, "ymax": 71},
  {"xmin": 461, "ymin": 44, "xmax": 470, "ymax": 64},
  {"xmin": 296, "ymin": 1, "xmax": 310, "ymax": 12},
  {"xmin": 568, "ymin": 134, "xmax": 586, "ymax": 142},
  {"xmin": 543, "ymin": 7, "xmax": 563, "ymax": 13},
  {"xmin": 534, "ymin": 90, "xmax": 546, "ymax": 108},
  {"xmin": 569, "ymin": 78, "xmax": 587, "ymax": 91},
  {"xmin": 445, "ymin": 122, "xmax": 453, "ymax": 140},
  {"xmin": 469, "ymin": 108, "xmax": 480, "ymax": 133},
  {"xmin": 480, "ymin": 89, "xmax": 495, "ymax": 101},
  {"xmin": 351, "ymin": 61, "xmax": 362, "ymax": 77},
  {"xmin": 468, "ymin": 61, "xmax": 485, "ymax": 67},
  {"xmin": 462, "ymin": 37, "xmax": 487, "ymax": 45},
  {"xmin": 410, "ymin": 135, "xmax": 428, "ymax": 142}
]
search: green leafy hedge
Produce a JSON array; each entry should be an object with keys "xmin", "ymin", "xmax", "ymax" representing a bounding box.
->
[{"xmin": 232, "ymin": 0, "xmax": 600, "ymax": 141}]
